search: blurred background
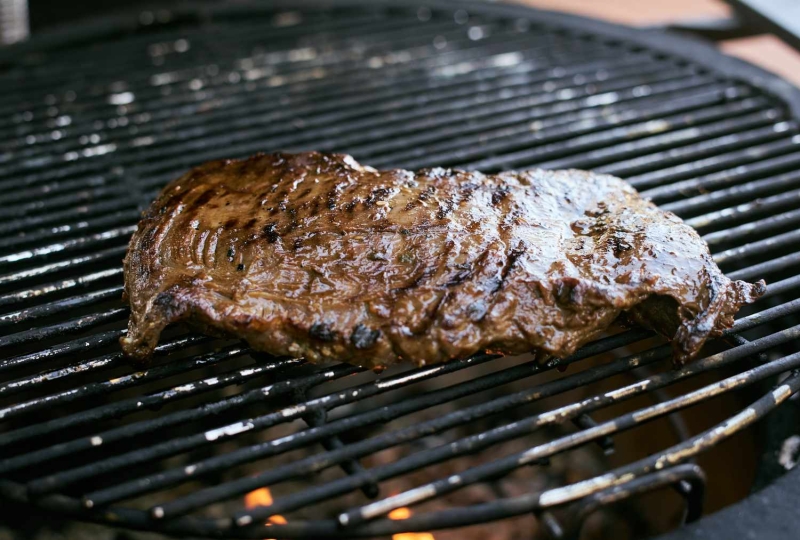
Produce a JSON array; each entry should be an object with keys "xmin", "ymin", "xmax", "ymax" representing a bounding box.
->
[{"xmin": 3, "ymin": 0, "xmax": 800, "ymax": 85}]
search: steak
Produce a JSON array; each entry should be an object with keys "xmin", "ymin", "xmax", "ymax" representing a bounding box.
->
[{"xmin": 121, "ymin": 152, "xmax": 765, "ymax": 368}]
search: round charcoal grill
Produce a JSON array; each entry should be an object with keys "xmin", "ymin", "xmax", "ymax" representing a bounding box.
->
[{"xmin": 2, "ymin": 1, "xmax": 800, "ymax": 538}]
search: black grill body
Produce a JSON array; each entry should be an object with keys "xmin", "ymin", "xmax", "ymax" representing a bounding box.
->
[{"xmin": 1, "ymin": 1, "xmax": 800, "ymax": 538}]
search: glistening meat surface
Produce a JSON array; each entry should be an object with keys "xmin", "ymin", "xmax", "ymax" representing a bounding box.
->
[{"xmin": 121, "ymin": 152, "xmax": 765, "ymax": 368}]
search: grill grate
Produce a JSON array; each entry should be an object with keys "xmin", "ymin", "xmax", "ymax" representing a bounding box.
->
[{"xmin": 1, "ymin": 1, "xmax": 800, "ymax": 538}]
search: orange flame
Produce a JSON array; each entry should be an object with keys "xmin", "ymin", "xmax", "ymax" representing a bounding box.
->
[
  {"xmin": 389, "ymin": 506, "xmax": 435, "ymax": 540},
  {"xmin": 244, "ymin": 487, "xmax": 287, "ymax": 540}
]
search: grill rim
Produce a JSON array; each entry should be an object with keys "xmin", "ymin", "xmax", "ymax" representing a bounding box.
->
[{"xmin": 2, "ymin": 1, "xmax": 800, "ymax": 539}]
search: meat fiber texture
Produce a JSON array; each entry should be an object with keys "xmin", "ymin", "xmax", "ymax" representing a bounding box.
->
[{"xmin": 121, "ymin": 152, "xmax": 765, "ymax": 368}]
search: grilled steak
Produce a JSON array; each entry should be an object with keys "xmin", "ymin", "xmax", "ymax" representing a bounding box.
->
[{"xmin": 121, "ymin": 152, "xmax": 765, "ymax": 368}]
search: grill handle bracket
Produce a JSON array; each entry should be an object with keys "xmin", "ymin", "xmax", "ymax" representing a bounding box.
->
[{"xmin": 549, "ymin": 463, "xmax": 707, "ymax": 540}]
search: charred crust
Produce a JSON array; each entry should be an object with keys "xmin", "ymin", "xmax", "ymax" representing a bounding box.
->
[
  {"xmin": 491, "ymin": 187, "xmax": 509, "ymax": 205},
  {"xmin": 500, "ymin": 246, "xmax": 525, "ymax": 286},
  {"xmin": 262, "ymin": 223, "xmax": 280, "ymax": 243},
  {"xmin": 611, "ymin": 235, "xmax": 633, "ymax": 257},
  {"xmin": 365, "ymin": 187, "xmax": 391, "ymax": 207},
  {"xmin": 152, "ymin": 289, "xmax": 187, "ymax": 321},
  {"xmin": 445, "ymin": 269, "xmax": 472, "ymax": 287},
  {"xmin": 350, "ymin": 324, "xmax": 381, "ymax": 349},
  {"xmin": 437, "ymin": 197, "xmax": 455, "ymax": 220},
  {"xmin": 418, "ymin": 185, "xmax": 436, "ymax": 203},
  {"xmin": 326, "ymin": 191, "xmax": 338, "ymax": 210},
  {"xmin": 193, "ymin": 189, "xmax": 215, "ymax": 207},
  {"xmin": 556, "ymin": 277, "xmax": 582, "ymax": 306},
  {"xmin": 310, "ymin": 322, "xmax": 336, "ymax": 342}
]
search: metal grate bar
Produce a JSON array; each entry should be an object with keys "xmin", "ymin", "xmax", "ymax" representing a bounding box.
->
[
  {"xmin": 0, "ymin": 12, "xmax": 424, "ymax": 113},
  {"xmin": 184, "ymin": 313, "xmax": 800, "ymax": 523},
  {"xmin": 632, "ymin": 136, "xmax": 800, "ymax": 193},
  {"xmin": 703, "ymin": 207, "xmax": 800, "ymax": 247},
  {"xmin": 458, "ymin": 99, "xmax": 778, "ymax": 171},
  {"xmin": 0, "ymin": 343, "xmax": 250, "ymax": 423},
  {"xmin": 0, "ymin": 331, "xmax": 194, "ymax": 398},
  {"xmin": 757, "ymin": 273, "xmax": 800, "ymax": 298},
  {"xmin": 729, "ymin": 251, "xmax": 800, "ymax": 281},
  {"xmin": 0, "ymin": 268, "xmax": 121, "ymax": 308},
  {"xmin": 0, "ymin": 200, "xmax": 137, "ymax": 238},
  {"xmin": 0, "ymin": 186, "xmax": 130, "ymax": 224},
  {"xmin": 663, "ymin": 168, "xmax": 800, "ymax": 217},
  {"xmin": 0, "ymin": 330, "xmax": 129, "ymax": 377},
  {"xmin": 0, "ymin": 11, "xmax": 390, "ymax": 102},
  {"xmin": 713, "ymin": 227, "xmax": 800, "ymax": 265},
  {"xmin": 0, "ymin": 27, "xmax": 573, "ymax": 181},
  {"xmin": 0, "ymin": 24, "xmax": 568, "ymax": 161},
  {"xmin": 124, "ymin": 53, "xmax": 659, "ymax": 181},
  {"xmin": 0, "ymin": 357, "xmax": 336, "ymax": 453},
  {"xmin": 367, "ymin": 82, "xmax": 743, "ymax": 170},
  {"xmin": 0, "ymin": 225, "xmax": 135, "ymax": 267},
  {"xmin": 686, "ymin": 186, "xmax": 800, "ymax": 231},
  {"xmin": 0, "ymin": 15, "xmax": 485, "ymax": 121},
  {"xmin": 0, "ymin": 308, "xmax": 127, "ymax": 356},
  {"xmin": 342, "ymin": 372, "xmax": 800, "ymax": 537},
  {"xmin": 533, "ymin": 113, "xmax": 790, "ymax": 172},
  {"xmin": 340, "ymin": 329, "xmax": 800, "ymax": 528},
  {"xmin": 0, "ymin": 212, "xmax": 137, "ymax": 253},
  {"xmin": 0, "ymin": 246, "xmax": 127, "ymax": 285},
  {"xmin": 595, "ymin": 122, "xmax": 794, "ymax": 178},
  {"xmin": 71, "ymin": 330, "xmax": 648, "ymax": 509},
  {"xmin": 24, "ymin": 356, "xmax": 493, "ymax": 496},
  {"xmin": 0, "ymin": 286, "xmax": 121, "ymax": 328}
]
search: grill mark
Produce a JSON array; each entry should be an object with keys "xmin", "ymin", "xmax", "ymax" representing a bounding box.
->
[
  {"xmin": 418, "ymin": 185, "xmax": 436, "ymax": 203},
  {"xmin": 467, "ymin": 242, "xmax": 526, "ymax": 323},
  {"xmin": 492, "ymin": 243, "xmax": 525, "ymax": 294},
  {"xmin": 392, "ymin": 267, "xmax": 436, "ymax": 293},
  {"xmin": 437, "ymin": 197, "xmax": 456, "ymax": 220},
  {"xmin": 193, "ymin": 189, "xmax": 215, "ymax": 208}
]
